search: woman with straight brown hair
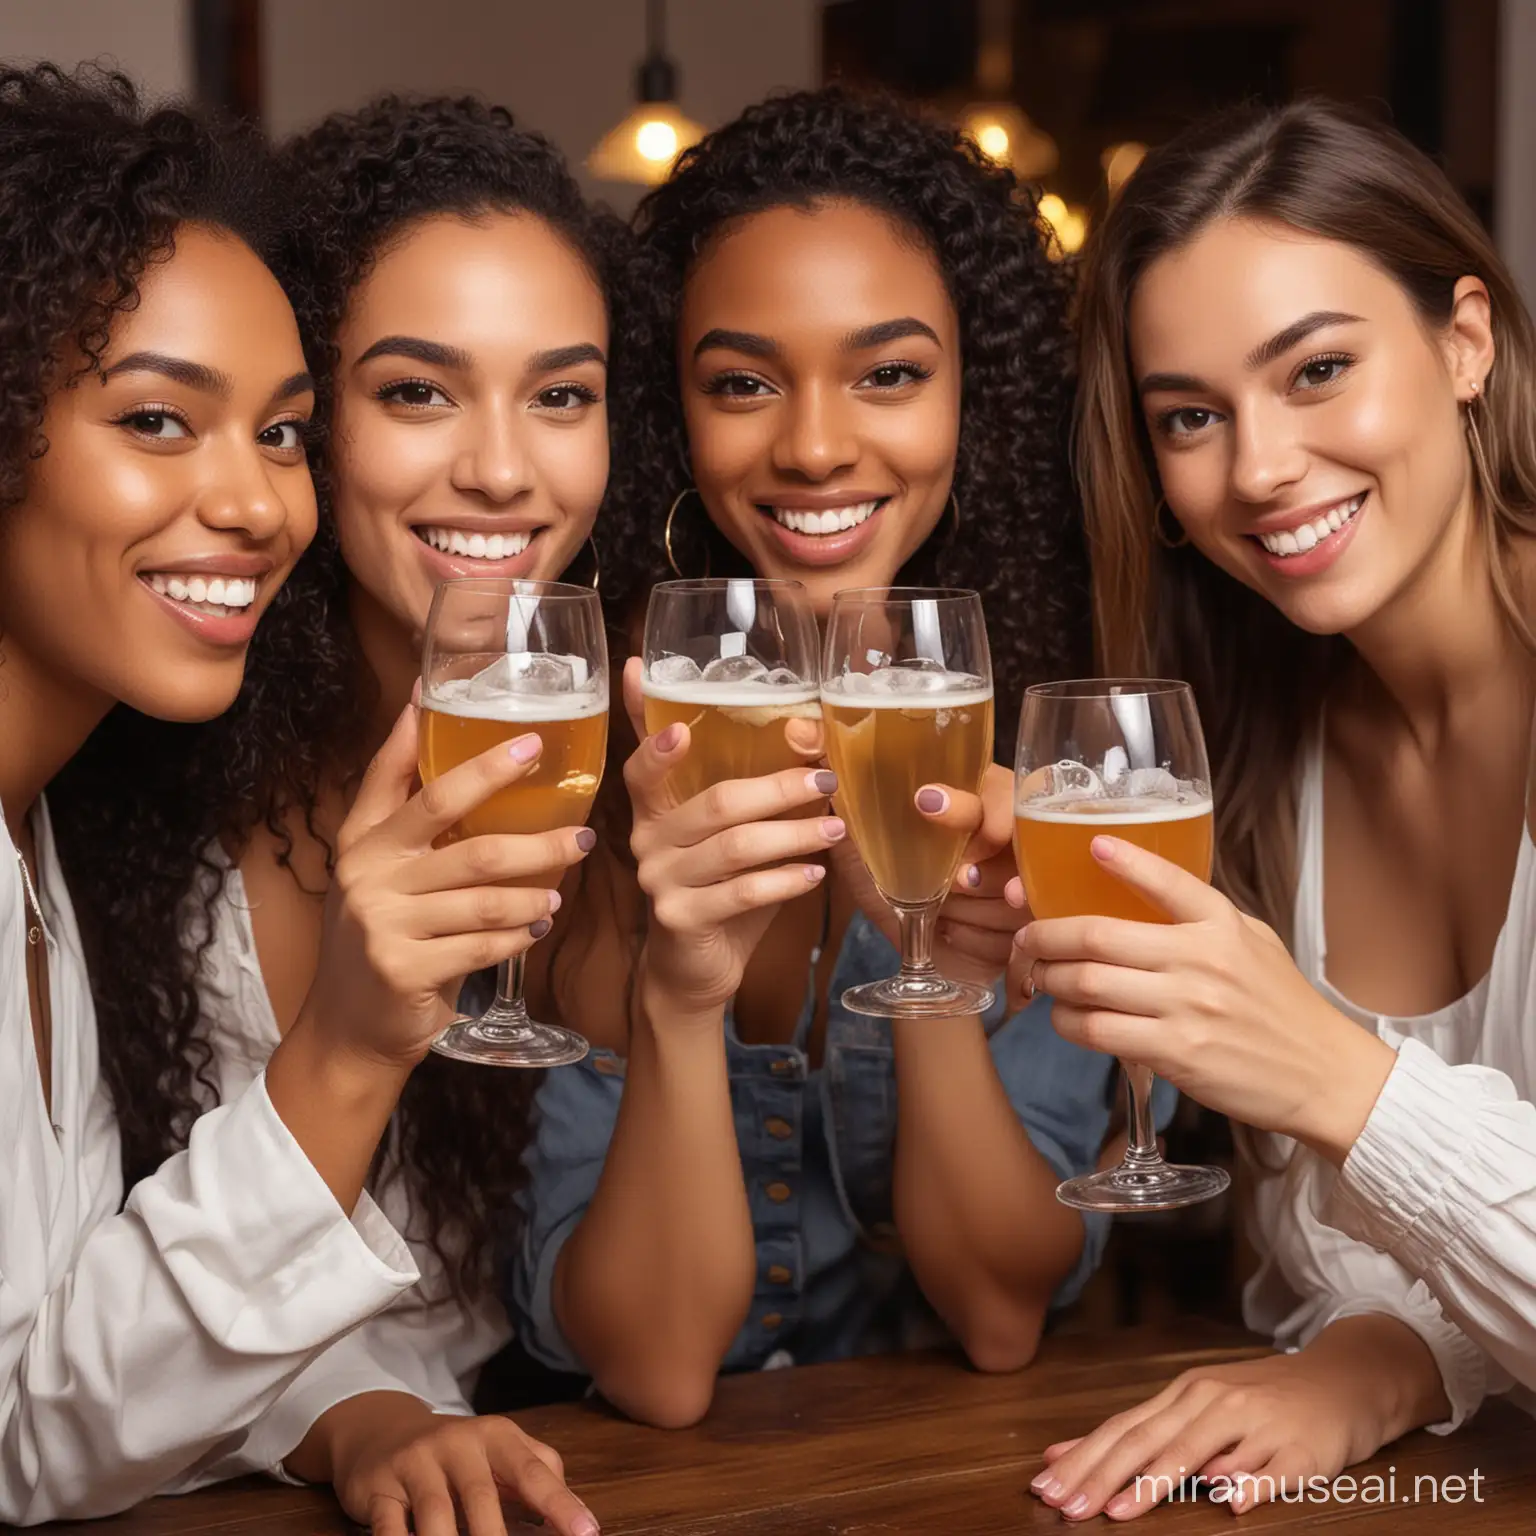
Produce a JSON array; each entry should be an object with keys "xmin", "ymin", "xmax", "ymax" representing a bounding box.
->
[{"xmin": 1007, "ymin": 98, "xmax": 1536, "ymax": 1519}]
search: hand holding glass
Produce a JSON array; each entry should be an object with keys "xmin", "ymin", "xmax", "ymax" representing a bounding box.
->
[
  {"xmin": 1013, "ymin": 678, "xmax": 1226, "ymax": 1210},
  {"xmin": 418, "ymin": 578, "xmax": 608, "ymax": 1068}
]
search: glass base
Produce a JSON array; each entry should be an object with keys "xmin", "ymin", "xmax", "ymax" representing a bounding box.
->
[
  {"xmin": 1057, "ymin": 1161, "xmax": 1229, "ymax": 1214},
  {"xmin": 840, "ymin": 972, "xmax": 995, "ymax": 1019},
  {"xmin": 430, "ymin": 1015, "xmax": 589, "ymax": 1069}
]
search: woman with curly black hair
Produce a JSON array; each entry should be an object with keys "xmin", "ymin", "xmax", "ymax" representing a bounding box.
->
[
  {"xmin": 0, "ymin": 65, "xmax": 582, "ymax": 1527},
  {"xmin": 508, "ymin": 88, "xmax": 1142, "ymax": 1429},
  {"xmin": 130, "ymin": 95, "xmax": 624, "ymax": 1532}
]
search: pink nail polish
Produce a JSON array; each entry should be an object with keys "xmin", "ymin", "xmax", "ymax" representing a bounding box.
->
[
  {"xmin": 821, "ymin": 817, "xmax": 846, "ymax": 840},
  {"xmin": 509, "ymin": 733, "xmax": 540, "ymax": 762},
  {"xmin": 656, "ymin": 723, "xmax": 683, "ymax": 751},
  {"xmin": 1063, "ymin": 1493, "xmax": 1090, "ymax": 1518},
  {"xmin": 547, "ymin": 890, "xmax": 562, "ymax": 914}
]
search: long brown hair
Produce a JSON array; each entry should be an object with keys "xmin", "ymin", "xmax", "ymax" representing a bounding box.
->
[{"xmin": 1076, "ymin": 98, "xmax": 1536, "ymax": 939}]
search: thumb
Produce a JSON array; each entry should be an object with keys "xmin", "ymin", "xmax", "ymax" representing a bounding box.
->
[{"xmin": 340, "ymin": 702, "xmax": 420, "ymax": 854}]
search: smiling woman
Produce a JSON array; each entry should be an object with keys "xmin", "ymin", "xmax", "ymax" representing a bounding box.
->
[{"xmin": 1010, "ymin": 98, "xmax": 1536, "ymax": 1523}]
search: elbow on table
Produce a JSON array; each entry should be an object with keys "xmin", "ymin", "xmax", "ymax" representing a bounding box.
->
[
  {"xmin": 598, "ymin": 1361, "xmax": 720, "ymax": 1429},
  {"xmin": 953, "ymin": 1305, "xmax": 1048, "ymax": 1375}
]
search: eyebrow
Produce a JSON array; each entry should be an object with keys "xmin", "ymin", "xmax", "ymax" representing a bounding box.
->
[
  {"xmin": 842, "ymin": 317, "xmax": 941, "ymax": 351},
  {"xmin": 102, "ymin": 351, "xmax": 233, "ymax": 397},
  {"xmin": 693, "ymin": 327, "xmax": 776, "ymax": 361},
  {"xmin": 1138, "ymin": 310, "xmax": 1366, "ymax": 397},
  {"xmin": 528, "ymin": 342, "xmax": 607, "ymax": 373},
  {"xmin": 272, "ymin": 371, "xmax": 315, "ymax": 403},
  {"xmin": 355, "ymin": 334, "xmax": 474, "ymax": 372}
]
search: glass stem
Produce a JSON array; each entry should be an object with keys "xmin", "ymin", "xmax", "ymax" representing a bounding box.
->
[
  {"xmin": 1123, "ymin": 1061, "xmax": 1161, "ymax": 1165},
  {"xmin": 894, "ymin": 901, "xmax": 940, "ymax": 976},
  {"xmin": 486, "ymin": 952, "xmax": 530, "ymax": 1027}
]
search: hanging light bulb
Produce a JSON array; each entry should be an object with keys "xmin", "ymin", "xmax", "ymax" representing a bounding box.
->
[
  {"xmin": 588, "ymin": 0, "xmax": 705, "ymax": 186},
  {"xmin": 1102, "ymin": 141, "xmax": 1148, "ymax": 196},
  {"xmin": 1038, "ymin": 193, "xmax": 1087, "ymax": 259},
  {"xmin": 958, "ymin": 0, "xmax": 1057, "ymax": 179}
]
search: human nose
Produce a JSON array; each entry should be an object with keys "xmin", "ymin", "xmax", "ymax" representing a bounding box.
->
[
  {"xmin": 195, "ymin": 438, "xmax": 297, "ymax": 542},
  {"xmin": 770, "ymin": 381, "xmax": 859, "ymax": 481},
  {"xmin": 451, "ymin": 398, "xmax": 534, "ymax": 504},
  {"xmin": 1228, "ymin": 399, "xmax": 1308, "ymax": 505}
]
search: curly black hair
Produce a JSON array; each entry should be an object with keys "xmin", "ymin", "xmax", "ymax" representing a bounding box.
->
[
  {"xmin": 602, "ymin": 86, "xmax": 1090, "ymax": 732},
  {"xmin": 2, "ymin": 65, "xmax": 290, "ymax": 1191},
  {"xmin": 178, "ymin": 94, "xmax": 636, "ymax": 1298}
]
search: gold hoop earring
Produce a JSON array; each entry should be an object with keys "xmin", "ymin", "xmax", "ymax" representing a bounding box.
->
[
  {"xmin": 664, "ymin": 487, "xmax": 711, "ymax": 579},
  {"xmin": 1153, "ymin": 497, "xmax": 1190, "ymax": 550},
  {"xmin": 570, "ymin": 534, "xmax": 601, "ymax": 591}
]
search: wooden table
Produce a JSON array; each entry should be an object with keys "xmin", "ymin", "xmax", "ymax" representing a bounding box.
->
[{"xmin": 23, "ymin": 1323, "xmax": 1532, "ymax": 1534}]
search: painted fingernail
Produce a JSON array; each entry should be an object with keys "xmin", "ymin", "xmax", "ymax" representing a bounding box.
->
[
  {"xmin": 805, "ymin": 863, "xmax": 827, "ymax": 882},
  {"xmin": 821, "ymin": 817, "xmax": 846, "ymax": 841},
  {"xmin": 964, "ymin": 863, "xmax": 981, "ymax": 887},
  {"xmin": 573, "ymin": 1515, "xmax": 601, "ymax": 1536},
  {"xmin": 530, "ymin": 918, "xmax": 552, "ymax": 938},
  {"xmin": 1034, "ymin": 1476, "xmax": 1063, "ymax": 1500},
  {"xmin": 656, "ymin": 723, "xmax": 683, "ymax": 751},
  {"xmin": 916, "ymin": 786, "xmax": 948, "ymax": 813},
  {"xmin": 509, "ymin": 733, "xmax": 541, "ymax": 762},
  {"xmin": 575, "ymin": 827, "xmax": 597, "ymax": 851},
  {"xmin": 1091, "ymin": 834, "xmax": 1118, "ymax": 860},
  {"xmin": 1063, "ymin": 1494, "xmax": 1090, "ymax": 1518},
  {"xmin": 810, "ymin": 770, "xmax": 837, "ymax": 795},
  {"xmin": 1106, "ymin": 1493, "xmax": 1136, "ymax": 1519},
  {"xmin": 1029, "ymin": 1471, "xmax": 1052, "ymax": 1493},
  {"xmin": 546, "ymin": 890, "xmax": 562, "ymax": 914},
  {"xmin": 410, "ymin": 677, "xmax": 423, "ymax": 705}
]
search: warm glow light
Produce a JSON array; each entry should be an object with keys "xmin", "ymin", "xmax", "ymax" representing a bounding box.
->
[
  {"xmin": 1102, "ymin": 140, "xmax": 1148, "ymax": 195},
  {"xmin": 588, "ymin": 100, "xmax": 705, "ymax": 186},
  {"xmin": 1037, "ymin": 193, "xmax": 1087, "ymax": 259},
  {"xmin": 976, "ymin": 122, "xmax": 1010, "ymax": 160},
  {"xmin": 958, "ymin": 102, "xmax": 1057, "ymax": 177},
  {"xmin": 636, "ymin": 118, "xmax": 680, "ymax": 163}
]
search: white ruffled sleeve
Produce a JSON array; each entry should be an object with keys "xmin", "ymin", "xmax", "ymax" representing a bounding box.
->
[
  {"xmin": 0, "ymin": 1073, "xmax": 417, "ymax": 1524},
  {"xmin": 1242, "ymin": 1122, "xmax": 1497, "ymax": 1433},
  {"xmin": 1311, "ymin": 1037, "xmax": 1536, "ymax": 1401}
]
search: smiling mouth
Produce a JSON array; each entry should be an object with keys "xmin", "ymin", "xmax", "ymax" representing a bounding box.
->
[
  {"xmin": 141, "ymin": 571, "xmax": 260, "ymax": 618},
  {"xmin": 1251, "ymin": 493, "xmax": 1366, "ymax": 557},
  {"xmin": 758, "ymin": 498, "xmax": 886, "ymax": 536},
  {"xmin": 414, "ymin": 524, "xmax": 540, "ymax": 560}
]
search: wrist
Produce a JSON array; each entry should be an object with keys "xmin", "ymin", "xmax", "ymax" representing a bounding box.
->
[
  {"xmin": 635, "ymin": 954, "xmax": 731, "ymax": 1036},
  {"xmin": 286, "ymin": 1391, "xmax": 433, "ymax": 1485},
  {"xmin": 1295, "ymin": 1011, "xmax": 1397, "ymax": 1168}
]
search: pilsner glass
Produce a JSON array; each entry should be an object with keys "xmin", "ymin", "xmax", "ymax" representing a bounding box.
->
[
  {"xmin": 1014, "ymin": 678, "xmax": 1228, "ymax": 1211},
  {"xmin": 821, "ymin": 587, "xmax": 995, "ymax": 1018},
  {"xmin": 642, "ymin": 578, "xmax": 821, "ymax": 801},
  {"xmin": 419, "ymin": 578, "xmax": 608, "ymax": 1068}
]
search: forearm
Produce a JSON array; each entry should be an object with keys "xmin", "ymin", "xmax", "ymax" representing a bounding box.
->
[
  {"xmin": 264, "ymin": 1019, "xmax": 411, "ymax": 1214},
  {"xmin": 283, "ymin": 1391, "xmax": 433, "ymax": 1485},
  {"xmin": 891, "ymin": 1018, "xmax": 1084, "ymax": 1372},
  {"xmin": 1297, "ymin": 1315, "xmax": 1451, "ymax": 1453},
  {"xmin": 554, "ymin": 980, "xmax": 755, "ymax": 1425}
]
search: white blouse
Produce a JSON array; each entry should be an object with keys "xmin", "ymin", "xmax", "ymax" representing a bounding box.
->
[
  {"xmin": 1244, "ymin": 733, "xmax": 1535, "ymax": 1429},
  {"xmin": 189, "ymin": 850, "xmax": 511, "ymax": 1470},
  {"xmin": 0, "ymin": 803, "xmax": 417, "ymax": 1524}
]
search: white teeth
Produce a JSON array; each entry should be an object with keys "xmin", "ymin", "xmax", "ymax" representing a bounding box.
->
[
  {"xmin": 1257, "ymin": 494, "xmax": 1364, "ymax": 558},
  {"xmin": 146, "ymin": 573, "xmax": 258, "ymax": 613},
  {"xmin": 418, "ymin": 525, "xmax": 532, "ymax": 560},
  {"xmin": 771, "ymin": 500, "xmax": 879, "ymax": 536}
]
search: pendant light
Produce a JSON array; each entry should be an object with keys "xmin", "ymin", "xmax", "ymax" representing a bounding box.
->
[
  {"xmin": 958, "ymin": 0, "xmax": 1057, "ymax": 179},
  {"xmin": 587, "ymin": 0, "xmax": 705, "ymax": 186}
]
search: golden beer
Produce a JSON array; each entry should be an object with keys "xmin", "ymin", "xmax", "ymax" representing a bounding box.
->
[
  {"xmin": 1014, "ymin": 796, "xmax": 1214, "ymax": 922},
  {"xmin": 822, "ymin": 686, "xmax": 994, "ymax": 905},
  {"xmin": 419, "ymin": 695, "xmax": 608, "ymax": 874},
  {"xmin": 642, "ymin": 683, "xmax": 821, "ymax": 802}
]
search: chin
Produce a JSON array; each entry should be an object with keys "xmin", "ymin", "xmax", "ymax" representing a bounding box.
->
[{"xmin": 124, "ymin": 665, "xmax": 248, "ymax": 724}]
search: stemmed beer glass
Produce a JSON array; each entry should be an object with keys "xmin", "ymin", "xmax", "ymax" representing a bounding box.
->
[
  {"xmin": 1013, "ymin": 679, "xmax": 1228, "ymax": 1210},
  {"xmin": 642, "ymin": 578, "xmax": 821, "ymax": 799},
  {"xmin": 820, "ymin": 588, "xmax": 996, "ymax": 1018},
  {"xmin": 418, "ymin": 578, "xmax": 608, "ymax": 1068}
]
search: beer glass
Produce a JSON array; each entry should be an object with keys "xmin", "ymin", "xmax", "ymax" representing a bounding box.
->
[
  {"xmin": 1014, "ymin": 679, "xmax": 1227, "ymax": 1211},
  {"xmin": 642, "ymin": 578, "xmax": 821, "ymax": 801},
  {"xmin": 821, "ymin": 588, "xmax": 995, "ymax": 1017},
  {"xmin": 419, "ymin": 578, "xmax": 608, "ymax": 1068}
]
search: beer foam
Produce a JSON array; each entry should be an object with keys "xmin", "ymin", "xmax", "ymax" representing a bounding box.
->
[
  {"xmin": 820, "ymin": 683, "xmax": 994, "ymax": 710},
  {"xmin": 642, "ymin": 680, "xmax": 820, "ymax": 710},
  {"xmin": 1016, "ymin": 793, "xmax": 1213, "ymax": 824},
  {"xmin": 425, "ymin": 678, "xmax": 608, "ymax": 721}
]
